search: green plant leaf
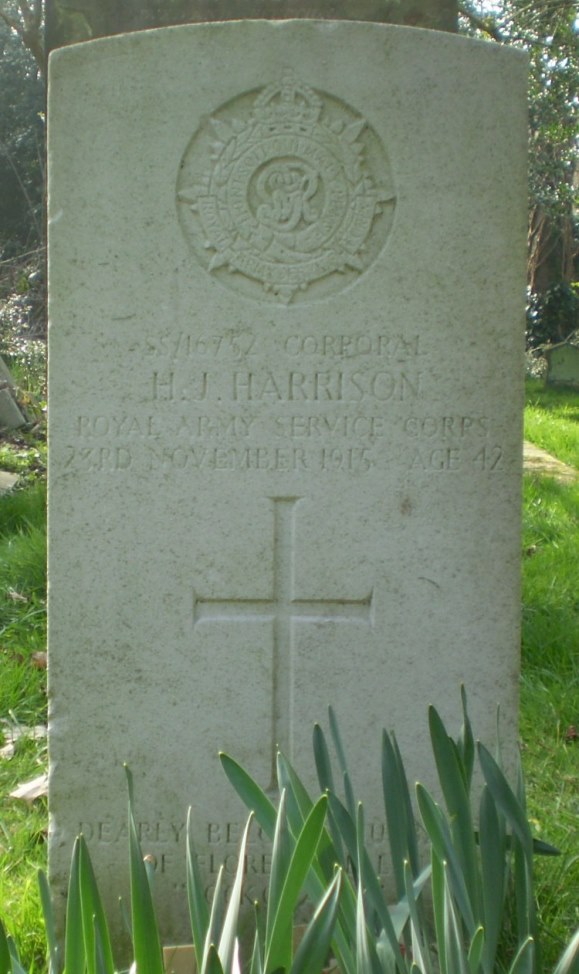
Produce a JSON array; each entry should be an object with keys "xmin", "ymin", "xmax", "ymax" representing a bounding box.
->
[
  {"xmin": 552, "ymin": 927, "xmax": 579, "ymax": 974},
  {"xmin": 415, "ymin": 784, "xmax": 475, "ymax": 933},
  {"xmin": 201, "ymin": 866, "xmax": 225, "ymax": 974},
  {"xmin": 515, "ymin": 754, "xmax": 527, "ymax": 817},
  {"xmin": 467, "ymin": 926, "xmax": 485, "ymax": 974},
  {"xmin": 441, "ymin": 862, "xmax": 469, "ymax": 974},
  {"xmin": 64, "ymin": 838, "xmax": 85, "ymax": 974},
  {"xmin": 477, "ymin": 743, "xmax": 538, "ymax": 959},
  {"xmin": 375, "ymin": 930, "xmax": 400, "ymax": 974},
  {"xmin": 219, "ymin": 753, "xmax": 277, "ymax": 839},
  {"xmin": 205, "ymin": 944, "xmax": 225, "ymax": 974},
  {"xmin": 187, "ymin": 807, "xmax": 211, "ymax": 971},
  {"xmin": 531, "ymin": 837, "xmax": 561, "ymax": 857},
  {"xmin": 404, "ymin": 860, "xmax": 432, "ymax": 974},
  {"xmin": 429, "ymin": 706, "xmax": 480, "ymax": 921},
  {"xmin": 0, "ymin": 917, "xmax": 11, "ymax": 974},
  {"xmin": 388, "ymin": 866, "xmax": 431, "ymax": 942},
  {"xmin": 125, "ymin": 767, "xmax": 164, "ymax": 974},
  {"xmin": 249, "ymin": 914, "xmax": 264, "ymax": 974},
  {"xmin": 356, "ymin": 863, "xmax": 374, "ymax": 974},
  {"xmin": 38, "ymin": 869, "xmax": 59, "ymax": 974},
  {"xmin": 326, "ymin": 791, "xmax": 397, "ymax": 940},
  {"xmin": 431, "ymin": 852, "xmax": 447, "ymax": 974},
  {"xmin": 313, "ymin": 724, "xmax": 345, "ymax": 867},
  {"xmin": 478, "ymin": 785, "xmax": 506, "ymax": 974},
  {"xmin": 507, "ymin": 938, "xmax": 535, "ymax": 974},
  {"xmin": 218, "ymin": 814, "xmax": 253, "ymax": 974},
  {"xmin": 266, "ymin": 792, "xmax": 292, "ymax": 949},
  {"xmin": 382, "ymin": 730, "xmax": 407, "ymax": 901},
  {"xmin": 326, "ymin": 793, "xmax": 357, "ymax": 876},
  {"xmin": 277, "ymin": 751, "xmax": 339, "ymax": 887},
  {"xmin": 442, "ymin": 904, "xmax": 468, "ymax": 974},
  {"xmin": 355, "ymin": 803, "xmax": 381, "ymax": 974},
  {"xmin": 220, "ymin": 750, "xmax": 353, "ymax": 974},
  {"xmin": 265, "ymin": 796, "xmax": 327, "ymax": 974},
  {"xmin": 77, "ymin": 835, "xmax": 115, "ymax": 974},
  {"xmin": 6, "ymin": 940, "xmax": 26, "ymax": 974},
  {"xmin": 220, "ymin": 745, "xmax": 352, "ymax": 965},
  {"xmin": 477, "ymin": 744, "xmax": 533, "ymax": 857},
  {"xmin": 457, "ymin": 686, "xmax": 475, "ymax": 793},
  {"xmin": 327, "ymin": 708, "xmax": 356, "ymax": 820},
  {"xmin": 313, "ymin": 723, "xmax": 335, "ymax": 794},
  {"xmin": 93, "ymin": 915, "xmax": 112, "ymax": 974},
  {"xmin": 290, "ymin": 870, "xmax": 342, "ymax": 974},
  {"xmin": 342, "ymin": 769, "xmax": 356, "ymax": 825},
  {"xmin": 276, "ymin": 752, "xmax": 313, "ymax": 835},
  {"xmin": 513, "ymin": 845, "xmax": 535, "ymax": 955},
  {"xmin": 382, "ymin": 729, "xmax": 421, "ymax": 900},
  {"xmin": 328, "ymin": 707, "xmax": 349, "ymax": 784}
]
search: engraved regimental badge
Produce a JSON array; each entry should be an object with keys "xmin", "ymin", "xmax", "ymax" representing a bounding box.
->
[{"xmin": 177, "ymin": 73, "xmax": 396, "ymax": 304}]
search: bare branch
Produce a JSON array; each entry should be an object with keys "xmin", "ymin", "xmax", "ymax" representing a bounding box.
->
[
  {"xmin": 0, "ymin": 0, "xmax": 46, "ymax": 75},
  {"xmin": 457, "ymin": 3, "xmax": 505, "ymax": 42}
]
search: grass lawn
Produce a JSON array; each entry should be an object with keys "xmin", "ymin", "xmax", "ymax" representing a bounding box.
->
[
  {"xmin": 519, "ymin": 381, "xmax": 579, "ymax": 964},
  {"xmin": 0, "ymin": 371, "xmax": 577, "ymax": 972}
]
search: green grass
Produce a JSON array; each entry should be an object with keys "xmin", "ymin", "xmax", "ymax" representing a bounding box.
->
[
  {"xmin": 0, "ymin": 377, "xmax": 577, "ymax": 972},
  {"xmin": 520, "ymin": 673, "xmax": 579, "ymax": 963},
  {"xmin": 521, "ymin": 380, "xmax": 579, "ymax": 967},
  {"xmin": 522, "ymin": 476, "xmax": 579, "ymax": 677},
  {"xmin": 0, "ymin": 481, "xmax": 47, "ymax": 970}
]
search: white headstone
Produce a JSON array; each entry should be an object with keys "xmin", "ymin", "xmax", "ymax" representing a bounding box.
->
[{"xmin": 48, "ymin": 20, "xmax": 527, "ymax": 949}]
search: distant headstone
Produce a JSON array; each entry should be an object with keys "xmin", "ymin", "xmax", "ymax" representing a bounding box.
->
[
  {"xmin": 48, "ymin": 21, "xmax": 527, "ymax": 950},
  {"xmin": 545, "ymin": 340, "xmax": 579, "ymax": 389},
  {"xmin": 0, "ymin": 357, "xmax": 27, "ymax": 431},
  {"xmin": 0, "ymin": 471, "xmax": 19, "ymax": 493}
]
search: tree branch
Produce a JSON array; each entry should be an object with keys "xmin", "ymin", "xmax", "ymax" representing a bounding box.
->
[
  {"xmin": 0, "ymin": 1, "xmax": 46, "ymax": 75},
  {"xmin": 457, "ymin": 3, "xmax": 505, "ymax": 42}
]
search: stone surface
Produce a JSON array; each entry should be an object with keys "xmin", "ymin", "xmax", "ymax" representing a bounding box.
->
[
  {"xmin": 48, "ymin": 21, "xmax": 527, "ymax": 949},
  {"xmin": 523, "ymin": 441, "xmax": 577, "ymax": 483},
  {"xmin": 163, "ymin": 945, "xmax": 195, "ymax": 974}
]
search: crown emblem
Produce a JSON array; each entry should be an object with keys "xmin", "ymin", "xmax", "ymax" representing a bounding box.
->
[{"xmin": 254, "ymin": 74, "xmax": 323, "ymax": 129}]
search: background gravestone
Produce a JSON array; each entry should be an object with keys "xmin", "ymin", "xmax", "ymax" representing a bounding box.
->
[
  {"xmin": 48, "ymin": 20, "xmax": 527, "ymax": 950},
  {"xmin": 0, "ymin": 357, "xmax": 27, "ymax": 431}
]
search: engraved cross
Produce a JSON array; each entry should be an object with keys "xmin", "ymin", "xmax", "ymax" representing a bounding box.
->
[{"xmin": 192, "ymin": 496, "xmax": 374, "ymax": 787}]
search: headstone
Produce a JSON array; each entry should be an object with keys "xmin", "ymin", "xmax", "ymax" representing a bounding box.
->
[
  {"xmin": 0, "ymin": 389, "xmax": 27, "ymax": 431},
  {"xmin": 48, "ymin": 21, "xmax": 527, "ymax": 951},
  {"xmin": 0, "ymin": 358, "xmax": 27, "ymax": 431},
  {"xmin": 0, "ymin": 471, "xmax": 19, "ymax": 493},
  {"xmin": 545, "ymin": 340, "xmax": 579, "ymax": 389},
  {"xmin": 0, "ymin": 356, "xmax": 17, "ymax": 391}
]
